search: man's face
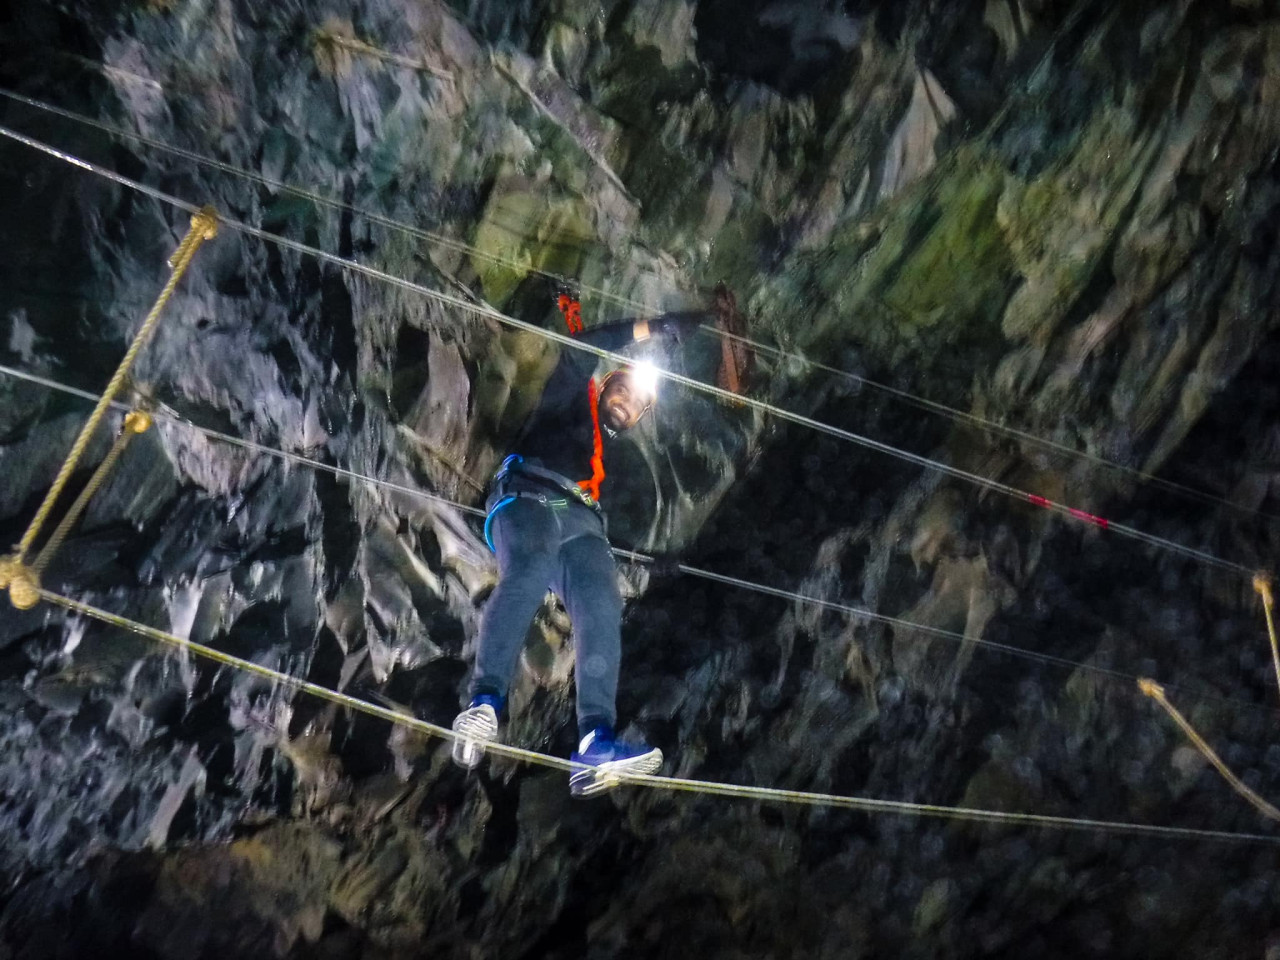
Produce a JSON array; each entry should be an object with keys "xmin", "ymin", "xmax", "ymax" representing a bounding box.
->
[{"xmin": 600, "ymin": 372, "xmax": 648, "ymax": 432}]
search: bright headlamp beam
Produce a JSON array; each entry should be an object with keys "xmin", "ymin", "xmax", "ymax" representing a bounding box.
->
[{"xmin": 631, "ymin": 360, "xmax": 660, "ymax": 400}]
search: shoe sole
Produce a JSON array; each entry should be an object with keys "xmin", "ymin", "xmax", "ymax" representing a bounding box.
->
[
  {"xmin": 451, "ymin": 738, "xmax": 488, "ymax": 769},
  {"xmin": 570, "ymin": 748, "xmax": 663, "ymax": 798}
]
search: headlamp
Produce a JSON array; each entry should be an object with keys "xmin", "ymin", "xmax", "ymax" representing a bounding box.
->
[{"xmin": 630, "ymin": 360, "xmax": 660, "ymax": 402}]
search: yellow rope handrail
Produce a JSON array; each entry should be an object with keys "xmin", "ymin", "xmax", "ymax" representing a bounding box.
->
[
  {"xmin": 31, "ymin": 410, "xmax": 153, "ymax": 576},
  {"xmin": 1255, "ymin": 575, "xmax": 1279, "ymax": 701},
  {"xmin": 1139, "ymin": 678, "xmax": 1280, "ymax": 823},
  {"xmin": 0, "ymin": 207, "xmax": 215, "ymax": 608}
]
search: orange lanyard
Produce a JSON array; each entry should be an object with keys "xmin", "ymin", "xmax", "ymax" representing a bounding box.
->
[{"xmin": 577, "ymin": 377, "xmax": 605, "ymax": 502}]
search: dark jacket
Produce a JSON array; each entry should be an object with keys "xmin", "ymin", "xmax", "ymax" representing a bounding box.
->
[{"xmin": 510, "ymin": 312, "xmax": 707, "ymax": 501}]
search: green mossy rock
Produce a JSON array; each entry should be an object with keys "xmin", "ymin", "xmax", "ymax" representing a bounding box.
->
[{"xmin": 470, "ymin": 176, "xmax": 596, "ymax": 307}]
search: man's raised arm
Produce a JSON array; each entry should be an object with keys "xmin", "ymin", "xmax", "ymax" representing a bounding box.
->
[{"xmin": 575, "ymin": 311, "xmax": 711, "ymax": 351}]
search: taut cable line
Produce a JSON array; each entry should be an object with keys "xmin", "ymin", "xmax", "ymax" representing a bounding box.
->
[
  {"xmin": 0, "ymin": 363, "xmax": 490, "ymax": 518},
  {"xmin": 0, "ymin": 122, "xmax": 1258, "ymax": 579},
  {"xmin": 4, "ymin": 88, "xmax": 1270, "ymax": 526},
  {"xmin": 0, "ymin": 89, "xmax": 654, "ymax": 314},
  {"xmin": 703, "ymin": 324, "xmax": 1280, "ymax": 526},
  {"xmin": 37, "ymin": 588, "xmax": 1280, "ymax": 845},
  {"xmin": 2, "ymin": 362, "xmax": 1274, "ymax": 719}
]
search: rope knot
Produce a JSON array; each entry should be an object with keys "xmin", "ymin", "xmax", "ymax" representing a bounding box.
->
[
  {"xmin": 191, "ymin": 205, "xmax": 220, "ymax": 240},
  {"xmin": 125, "ymin": 410, "xmax": 153, "ymax": 434},
  {"xmin": 1254, "ymin": 573, "xmax": 1274, "ymax": 608},
  {"xmin": 3, "ymin": 559, "xmax": 41, "ymax": 610},
  {"xmin": 1137, "ymin": 677, "xmax": 1165, "ymax": 700}
]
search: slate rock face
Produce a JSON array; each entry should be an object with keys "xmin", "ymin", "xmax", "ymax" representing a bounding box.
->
[{"xmin": 2, "ymin": 1, "xmax": 1280, "ymax": 957}]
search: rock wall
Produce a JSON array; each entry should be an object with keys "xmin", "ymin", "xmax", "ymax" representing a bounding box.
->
[{"xmin": 1, "ymin": 0, "xmax": 1280, "ymax": 957}]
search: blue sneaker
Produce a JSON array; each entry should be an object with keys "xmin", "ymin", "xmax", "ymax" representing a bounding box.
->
[
  {"xmin": 451, "ymin": 694, "xmax": 502, "ymax": 769},
  {"xmin": 569, "ymin": 726, "xmax": 663, "ymax": 798}
]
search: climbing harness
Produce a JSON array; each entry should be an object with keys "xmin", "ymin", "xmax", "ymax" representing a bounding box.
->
[
  {"xmin": 4, "ymin": 86, "xmax": 1270, "ymax": 528},
  {"xmin": 484, "ymin": 455, "xmax": 601, "ymax": 550},
  {"xmin": 494, "ymin": 455, "xmax": 601, "ymax": 513},
  {"xmin": 0, "ymin": 203, "xmax": 216, "ymax": 609},
  {"xmin": 32, "ymin": 588, "xmax": 1280, "ymax": 845},
  {"xmin": 485, "ymin": 456, "xmax": 592, "ymax": 550}
]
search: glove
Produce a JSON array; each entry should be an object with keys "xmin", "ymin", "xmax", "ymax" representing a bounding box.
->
[
  {"xmin": 646, "ymin": 316, "xmax": 679, "ymax": 343},
  {"xmin": 647, "ymin": 312, "xmax": 705, "ymax": 344}
]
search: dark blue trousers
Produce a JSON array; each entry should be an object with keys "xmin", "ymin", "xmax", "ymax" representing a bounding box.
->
[{"xmin": 470, "ymin": 479, "xmax": 621, "ymax": 733}]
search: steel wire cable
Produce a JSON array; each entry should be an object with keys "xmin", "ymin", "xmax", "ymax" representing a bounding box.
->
[
  {"xmin": 705, "ymin": 325, "xmax": 1280, "ymax": 525},
  {"xmin": 3, "ymin": 362, "xmax": 1274, "ymax": 718},
  {"xmin": 0, "ymin": 89, "xmax": 657, "ymax": 314},
  {"xmin": 0, "ymin": 121, "xmax": 1256, "ymax": 578},
  {"xmin": 37, "ymin": 588, "xmax": 1280, "ymax": 845},
  {"xmin": 7, "ymin": 16, "xmax": 1278, "ymax": 848},
  {"xmin": 4, "ymin": 88, "xmax": 1271, "ymax": 528}
]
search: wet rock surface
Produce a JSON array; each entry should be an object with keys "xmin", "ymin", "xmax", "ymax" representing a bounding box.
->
[{"xmin": 1, "ymin": 1, "xmax": 1280, "ymax": 957}]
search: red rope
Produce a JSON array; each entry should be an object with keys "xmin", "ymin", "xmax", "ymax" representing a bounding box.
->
[
  {"xmin": 556, "ymin": 293, "xmax": 601, "ymax": 499},
  {"xmin": 1027, "ymin": 494, "xmax": 1110, "ymax": 530},
  {"xmin": 578, "ymin": 377, "xmax": 605, "ymax": 502}
]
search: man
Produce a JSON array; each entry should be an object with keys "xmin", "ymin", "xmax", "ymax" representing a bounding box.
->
[{"xmin": 452, "ymin": 295, "xmax": 715, "ymax": 797}]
